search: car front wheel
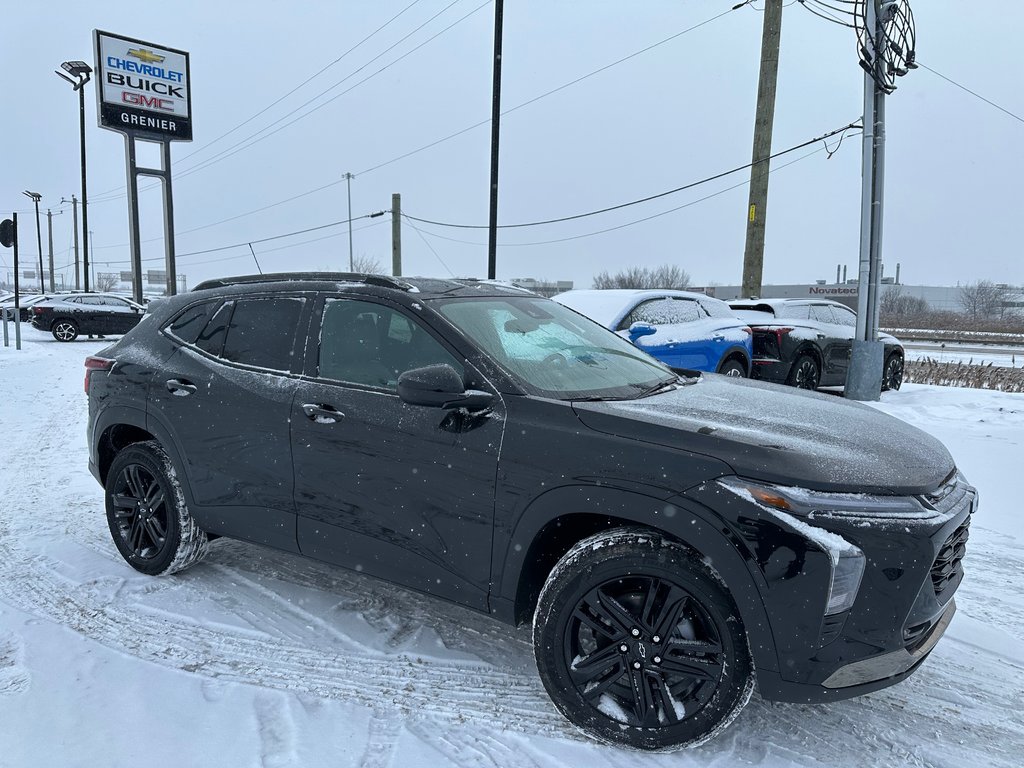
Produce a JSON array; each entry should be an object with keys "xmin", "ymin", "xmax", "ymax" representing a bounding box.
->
[
  {"xmin": 51, "ymin": 319, "xmax": 79, "ymax": 342},
  {"xmin": 533, "ymin": 529, "xmax": 753, "ymax": 750},
  {"xmin": 882, "ymin": 353, "xmax": 904, "ymax": 391},
  {"xmin": 105, "ymin": 441, "xmax": 209, "ymax": 576}
]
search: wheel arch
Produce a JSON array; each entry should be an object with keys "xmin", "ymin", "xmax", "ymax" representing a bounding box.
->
[
  {"xmin": 716, "ymin": 345, "xmax": 751, "ymax": 375},
  {"xmin": 497, "ymin": 484, "xmax": 778, "ymax": 674}
]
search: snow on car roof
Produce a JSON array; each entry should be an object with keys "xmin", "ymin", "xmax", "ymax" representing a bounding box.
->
[{"xmin": 552, "ymin": 289, "xmax": 716, "ymax": 327}]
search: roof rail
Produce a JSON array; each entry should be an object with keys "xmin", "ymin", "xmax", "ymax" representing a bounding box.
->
[{"xmin": 192, "ymin": 272, "xmax": 414, "ymax": 292}]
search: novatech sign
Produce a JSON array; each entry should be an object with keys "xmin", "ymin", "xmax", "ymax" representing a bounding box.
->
[{"xmin": 94, "ymin": 30, "xmax": 192, "ymax": 141}]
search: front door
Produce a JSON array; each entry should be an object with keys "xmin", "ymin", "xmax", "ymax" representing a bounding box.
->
[{"xmin": 291, "ymin": 296, "xmax": 502, "ymax": 610}]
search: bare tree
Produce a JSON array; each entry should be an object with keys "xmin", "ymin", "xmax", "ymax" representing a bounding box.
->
[
  {"xmin": 958, "ymin": 280, "xmax": 1005, "ymax": 320},
  {"xmin": 351, "ymin": 253, "xmax": 383, "ymax": 274},
  {"xmin": 592, "ymin": 264, "xmax": 691, "ymax": 290},
  {"xmin": 880, "ymin": 285, "xmax": 929, "ymax": 318},
  {"xmin": 94, "ymin": 272, "xmax": 119, "ymax": 292}
]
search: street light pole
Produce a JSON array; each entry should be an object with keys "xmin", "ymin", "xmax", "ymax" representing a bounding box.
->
[
  {"xmin": 56, "ymin": 60, "xmax": 92, "ymax": 293},
  {"xmin": 22, "ymin": 191, "xmax": 43, "ymax": 293}
]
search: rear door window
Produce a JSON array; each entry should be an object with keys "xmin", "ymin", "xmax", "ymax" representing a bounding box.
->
[{"xmin": 220, "ymin": 297, "xmax": 306, "ymax": 372}]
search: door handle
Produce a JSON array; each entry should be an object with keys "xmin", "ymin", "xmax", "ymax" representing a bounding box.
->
[
  {"xmin": 302, "ymin": 403, "xmax": 344, "ymax": 424},
  {"xmin": 165, "ymin": 378, "xmax": 197, "ymax": 396},
  {"xmin": 712, "ymin": 334, "xmax": 725, "ymax": 341}
]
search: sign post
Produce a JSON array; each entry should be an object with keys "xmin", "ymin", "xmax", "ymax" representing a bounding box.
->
[{"xmin": 94, "ymin": 30, "xmax": 192, "ymax": 302}]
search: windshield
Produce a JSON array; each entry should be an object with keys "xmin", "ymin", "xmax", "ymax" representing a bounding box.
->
[{"xmin": 435, "ymin": 296, "xmax": 677, "ymax": 400}]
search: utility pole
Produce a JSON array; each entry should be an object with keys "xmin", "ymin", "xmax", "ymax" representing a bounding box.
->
[
  {"xmin": 486, "ymin": 0, "xmax": 504, "ymax": 280},
  {"xmin": 343, "ymin": 172, "xmax": 354, "ymax": 271},
  {"xmin": 46, "ymin": 209, "xmax": 55, "ymax": 292},
  {"xmin": 391, "ymin": 193, "xmax": 402, "ymax": 277},
  {"xmin": 70, "ymin": 196, "xmax": 80, "ymax": 290},
  {"xmin": 22, "ymin": 192, "xmax": 44, "ymax": 293},
  {"xmin": 847, "ymin": 0, "xmax": 887, "ymax": 401},
  {"xmin": 740, "ymin": 0, "xmax": 784, "ymax": 299}
]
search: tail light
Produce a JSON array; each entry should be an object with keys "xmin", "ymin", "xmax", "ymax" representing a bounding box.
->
[
  {"xmin": 742, "ymin": 326, "xmax": 752, "ymax": 335},
  {"xmin": 84, "ymin": 356, "xmax": 115, "ymax": 394},
  {"xmin": 33, "ymin": 306, "xmax": 44, "ymax": 314}
]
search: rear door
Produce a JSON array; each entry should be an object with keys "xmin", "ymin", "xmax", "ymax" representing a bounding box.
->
[
  {"xmin": 290, "ymin": 295, "xmax": 502, "ymax": 609},
  {"xmin": 149, "ymin": 293, "xmax": 312, "ymax": 551}
]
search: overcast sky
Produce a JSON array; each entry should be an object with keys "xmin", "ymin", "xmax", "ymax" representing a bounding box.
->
[{"xmin": 2, "ymin": 1, "xmax": 1021, "ymax": 292}]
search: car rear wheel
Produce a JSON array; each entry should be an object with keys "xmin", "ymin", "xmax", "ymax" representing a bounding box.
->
[
  {"xmin": 105, "ymin": 441, "xmax": 209, "ymax": 576},
  {"xmin": 533, "ymin": 529, "xmax": 753, "ymax": 750},
  {"xmin": 717, "ymin": 358, "xmax": 747, "ymax": 378},
  {"xmin": 882, "ymin": 353, "xmax": 904, "ymax": 392},
  {"xmin": 51, "ymin": 319, "xmax": 79, "ymax": 342},
  {"xmin": 787, "ymin": 353, "xmax": 820, "ymax": 390}
]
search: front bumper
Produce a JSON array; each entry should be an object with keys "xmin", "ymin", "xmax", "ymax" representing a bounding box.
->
[{"xmin": 684, "ymin": 472, "xmax": 975, "ymax": 703}]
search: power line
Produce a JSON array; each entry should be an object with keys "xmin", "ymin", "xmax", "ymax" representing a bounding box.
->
[
  {"xmin": 58, "ymin": 214, "xmax": 389, "ymax": 269},
  {"xmin": 403, "ymin": 121, "xmax": 860, "ymax": 230},
  {"xmin": 176, "ymin": 0, "xmax": 426, "ymax": 166},
  {"xmin": 403, "ymin": 217, "xmax": 456, "ymax": 276},
  {"xmin": 919, "ymin": 63, "xmax": 1024, "ymax": 126},
  {"xmin": 410, "ymin": 143, "xmax": 833, "ymax": 248},
  {"xmin": 171, "ymin": 0, "xmax": 488, "ymax": 182}
]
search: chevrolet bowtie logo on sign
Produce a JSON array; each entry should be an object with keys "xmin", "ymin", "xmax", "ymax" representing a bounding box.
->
[{"xmin": 127, "ymin": 48, "xmax": 166, "ymax": 64}]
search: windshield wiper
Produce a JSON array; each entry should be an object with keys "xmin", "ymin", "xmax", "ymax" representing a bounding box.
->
[{"xmin": 630, "ymin": 378, "xmax": 680, "ymax": 399}]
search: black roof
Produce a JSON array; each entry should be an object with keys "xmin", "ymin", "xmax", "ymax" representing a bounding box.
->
[{"xmin": 190, "ymin": 272, "xmax": 539, "ymax": 299}]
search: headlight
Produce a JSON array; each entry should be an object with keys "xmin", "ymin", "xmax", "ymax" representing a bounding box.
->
[{"xmin": 719, "ymin": 476, "xmax": 871, "ymax": 615}]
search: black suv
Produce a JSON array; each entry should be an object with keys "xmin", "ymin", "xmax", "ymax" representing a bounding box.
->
[
  {"xmin": 86, "ymin": 274, "xmax": 973, "ymax": 750},
  {"xmin": 729, "ymin": 298, "xmax": 905, "ymax": 391}
]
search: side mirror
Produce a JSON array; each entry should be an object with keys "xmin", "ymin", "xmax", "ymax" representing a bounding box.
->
[
  {"xmin": 628, "ymin": 321, "xmax": 657, "ymax": 340},
  {"xmin": 397, "ymin": 363, "xmax": 493, "ymax": 411}
]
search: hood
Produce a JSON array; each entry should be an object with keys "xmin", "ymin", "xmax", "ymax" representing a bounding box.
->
[{"xmin": 572, "ymin": 377, "xmax": 953, "ymax": 495}]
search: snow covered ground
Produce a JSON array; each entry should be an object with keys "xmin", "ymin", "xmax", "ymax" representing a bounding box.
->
[{"xmin": 1, "ymin": 330, "xmax": 1022, "ymax": 768}]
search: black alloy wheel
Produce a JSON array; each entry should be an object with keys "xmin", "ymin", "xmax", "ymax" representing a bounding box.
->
[
  {"xmin": 882, "ymin": 353, "xmax": 904, "ymax": 391},
  {"xmin": 51, "ymin": 319, "xmax": 79, "ymax": 342},
  {"xmin": 109, "ymin": 463, "xmax": 170, "ymax": 563},
  {"xmin": 788, "ymin": 354, "xmax": 820, "ymax": 390},
  {"xmin": 534, "ymin": 530, "xmax": 752, "ymax": 750},
  {"xmin": 105, "ymin": 441, "xmax": 208, "ymax": 576}
]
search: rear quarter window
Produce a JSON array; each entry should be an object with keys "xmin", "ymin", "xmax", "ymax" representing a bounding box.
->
[{"xmin": 166, "ymin": 301, "xmax": 217, "ymax": 345}]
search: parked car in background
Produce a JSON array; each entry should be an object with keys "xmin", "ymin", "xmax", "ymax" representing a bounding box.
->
[
  {"xmin": 86, "ymin": 273, "xmax": 971, "ymax": 749},
  {"xmin": 1, "ymin": 294, "xmax": 56, "ymax": 322},
  {"xmin": 31, "ymin": 293, "xmax": 145, "ymax": 341},
  {"xmin": 553, "ymin": 289, "xmax": 753, "ymax": 376},
  {"xmin": 728, "ymin": 298, "xmax": 904, "ymax": 391}
]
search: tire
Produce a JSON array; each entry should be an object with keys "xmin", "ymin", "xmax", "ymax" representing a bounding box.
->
[
  {"xmin": 533, "ymin": 529, "xmax": 753, "ymax": 750},
  {"xmin": 51, "ymin": 319, "xmax": 79, "ymax": 342},
  {"xmin": 717, "ymin": 357, "xmax": 747, "ymax": 378},
  {"xmin": 786, "ymin": 353, "xmax": 820, "ymax": 390},
  {"xmin": 105, "ymin": 440, "xmax": 209, "ymax": 576},
  {"xmin": 881, "ymin": 353, "xmax": 904, "ymax": 392}
]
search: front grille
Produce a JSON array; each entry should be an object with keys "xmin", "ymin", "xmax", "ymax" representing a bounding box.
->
[{"xmin": 931, "ymin": 517, "xmax": 970, "ymax": 603}]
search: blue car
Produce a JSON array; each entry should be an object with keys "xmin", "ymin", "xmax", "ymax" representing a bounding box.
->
[{"xmin": 553, "ymin": 289, "xmax": 753, "ymax": 376}]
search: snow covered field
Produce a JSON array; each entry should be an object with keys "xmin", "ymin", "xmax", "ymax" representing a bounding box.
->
[
  {"xmin": 1, "ymin": 331, "xmax": 1022, "ymax": 768},
  {"xmin": 903, "ymin": 341, "xmax": 1024, "ymax": 369}
]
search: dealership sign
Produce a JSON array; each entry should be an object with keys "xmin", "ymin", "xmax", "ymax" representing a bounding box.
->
[{"xmin": 94, "ymin": 30, "xmax": 192, "ymax": 141}]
